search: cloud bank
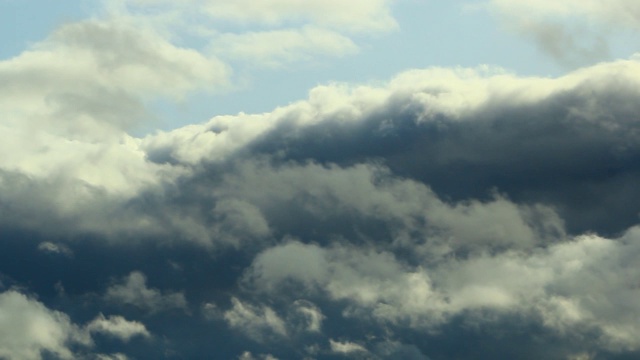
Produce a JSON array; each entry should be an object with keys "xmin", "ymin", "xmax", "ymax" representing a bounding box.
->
[{"xmin": 3, "ymin": 1, "xmax": 640, "ymax": 359}]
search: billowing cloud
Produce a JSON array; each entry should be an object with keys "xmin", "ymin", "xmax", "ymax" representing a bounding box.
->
[
  {"xmin": 0, "ymin": 20, "xmax": 228, "ymax": 137},
  {"xmin": 0, "ymin": 291, "xmax": 91, "ymax": 360},
  {"xmin": 4, "ymin": 4, "xmax": 640, "ymax": 356},
  {"xmin": 244, "ymin": 229, "xmax": 640, "ymax": 351}
]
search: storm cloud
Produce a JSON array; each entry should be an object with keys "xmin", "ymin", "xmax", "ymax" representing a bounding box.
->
[{"xmin": 3, "ymin": 2, "xmax": 640, "ymax": 357}]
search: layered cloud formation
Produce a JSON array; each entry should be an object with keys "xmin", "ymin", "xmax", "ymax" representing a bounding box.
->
[{"xmin": 3, "ymin": 1, "xmax": 640, "ymax": 359}]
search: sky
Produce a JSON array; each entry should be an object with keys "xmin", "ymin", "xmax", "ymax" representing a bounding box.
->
[{"xmin": 2, "ymin": 1, "xmax": 640, "ymax": 359}]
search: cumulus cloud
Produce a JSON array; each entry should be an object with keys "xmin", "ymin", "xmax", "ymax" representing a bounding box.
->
[
  {"xmin": 0, "ymin": 291, "xmax": 91, "ymax": 360},
  {"xmin": 244, "ymin": 229, "xmax": 640, "ymax": 351},
  {"xmin": 223, "ymin": 298, "xmax": 288, "ymax": 342},
  {"xmin": 86, "ymin": 313, "xmax": 151, "ymax": 342},
  {"xmin": 105, "ymin": 271, "xmax": 188, "ymax": 313},
  {"xmin": 4, "ymin": 56, "xmax": 640, "ymax": 246},
  {"xmin": 4, "ymin": 8, "xmax": 640, "ymax": 356},
  {"xmin": 0, "ymin": 20, "xmax": 227, "ymax": 138}
]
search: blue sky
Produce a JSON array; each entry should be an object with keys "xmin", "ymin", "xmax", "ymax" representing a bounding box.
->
[{"xmin": 3, "ymin": 1, "xmax": 640, "ymax": 359}]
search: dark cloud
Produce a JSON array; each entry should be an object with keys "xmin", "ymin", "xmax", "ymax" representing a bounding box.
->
[{"xmin": 3, "ymin": 60, "xmax": 640, "ymax": 359}]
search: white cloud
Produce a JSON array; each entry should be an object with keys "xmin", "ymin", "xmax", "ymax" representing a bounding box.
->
[
  {"xmin": 0, "ymin": 17, "xmax": 215, "ymax": 202},
  {"xmin": 0, "ymin": 291, "xmax": 91, "ymax": 360},
  {"xmin": 245, "ymin": 241, "xmax": 329, "ymax": 291},
  {"xmin": 201, "ymin": 0, "xmax": 397, "ymax": 33},
  {"xmin": 105, "ymin": 271, "xmax": 188, "ymax": 313},
  {"xmin": 329, "ymin": 339, "xmax": 368, "ymax": 354},
  {"xmin": 115, "ymin": 0, "xmax": 397, "ymax": 33},
  {"xmin": 108, "ymin": 0, "xmax": 393, "ymax": 68},
  {"xmin": 223, "ymin": 161, "xmax": 562, "ymax": 258},
  {"xmin": 0, "ymin": 20, "xmax": 227, "ymax": 137},
  {"xmin": 212, "ymin": 26, "xmax": 358, "ymax": 67},
  {"xmin": 291, "ymin": 300, "xmax": 325, "ymax": 333},
  {"xmin": 2, "ymin": 54, "xmax": 640, "ymax": 248},
  {"xmin": 224, "ymin": 298, "xmax": 288, "ymax": 342},
  {"xmin": 245, "ymin": 228, "xmax": 640, "ymax": 350},
  {"xmin": 86, "ymin": 313, "xmax": 151, "ymax": 342},
  {"xmin": 37, "ymin": 242, "xmax": 73, "ymax": 257}
]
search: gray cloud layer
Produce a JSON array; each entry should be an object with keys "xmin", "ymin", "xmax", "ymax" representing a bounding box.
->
[{"xmin": 2, "ymin": 13, "xmax": 640, "ymax": 356}]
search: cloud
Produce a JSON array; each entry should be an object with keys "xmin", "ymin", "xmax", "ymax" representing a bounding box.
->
[
  {"xmin": 211, "ymin": 26, "xmax": 358, "ymax": 67},
  {"xmin": 4, "ymin": 17, "xmax": 640, "ymax": 357},
  {"xmin": 5, "ymin": 58, "xmax": 640, "ymax": 247},
  {"xmin": 244, "ymin": 228, "xmax": 640, "ymax": 351},
  {"xmin": 0, "ymin": 20, "xmax": 228, "ymax": 137},
  {"xmin": 114, "ymin": 0, "xmax": 397, "ymax": 31},
  {"xmin": 489, "ymin": 0, "xmax": 640, "ymax": 29},
  {"xmin": 105, "ymin": 271, "xmax": 188, "ymax": 313},
  {"xmin": 37, "ymin": 242, "xmax": 73, "ymax": 257},
  {"xmin": 95, "ymin": 354, "xmax": 131, "ymax": 360},
  {"xmin": 238, "ymin": 352, "xmax": 279, "ymax": 360},
  {"xmin": 108, "ymin": 0, "xmax": 396, "ymax": 68},
  {"xmin": 86, "ymin": 313, "xmax": 151, "ymax": 342},
  {"xmin": 198, "ymin": 0, "xmax": 397, "ymax": 33},
  {"xmin": 0, "ymin": 290, "xmax": 91, "ymax": 360},
  {"xmin": 486, "ymin": 0, "xmax": 640, "ymax": 65},
  {"xmin": 289, "ymin": 300, "xmax": 325, "ymax": 333},
  {"xmin": 223, "ymin": 298, "xmax": 288, "ymax": 342},
  {"xmin": 329, "ymin": 339, "xmax": 368, "ymax": 354}
]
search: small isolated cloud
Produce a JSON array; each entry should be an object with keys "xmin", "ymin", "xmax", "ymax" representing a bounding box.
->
[
  {"xmin": 329, "ymin": 339, "xmax": 368, "ymax": 354},
  {"xmin": 224, "ymin": 298, "xmax": 288, "ymax": 342},
  {"xmin": 105, "ymin": 271, "xmax": 188, "ymax": 313},
  {"xmin": 37, "ymin": 242, "xmax": 73, "ymax": 257},
  {"xmin": 86, "ymin": 313, "xmax": 151, "ymax": 342}
]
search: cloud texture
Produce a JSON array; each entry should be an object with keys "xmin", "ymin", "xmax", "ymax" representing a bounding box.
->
[{"xmin": 3, "ymin": 1, "xmax": 640, "ymax": 359}]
